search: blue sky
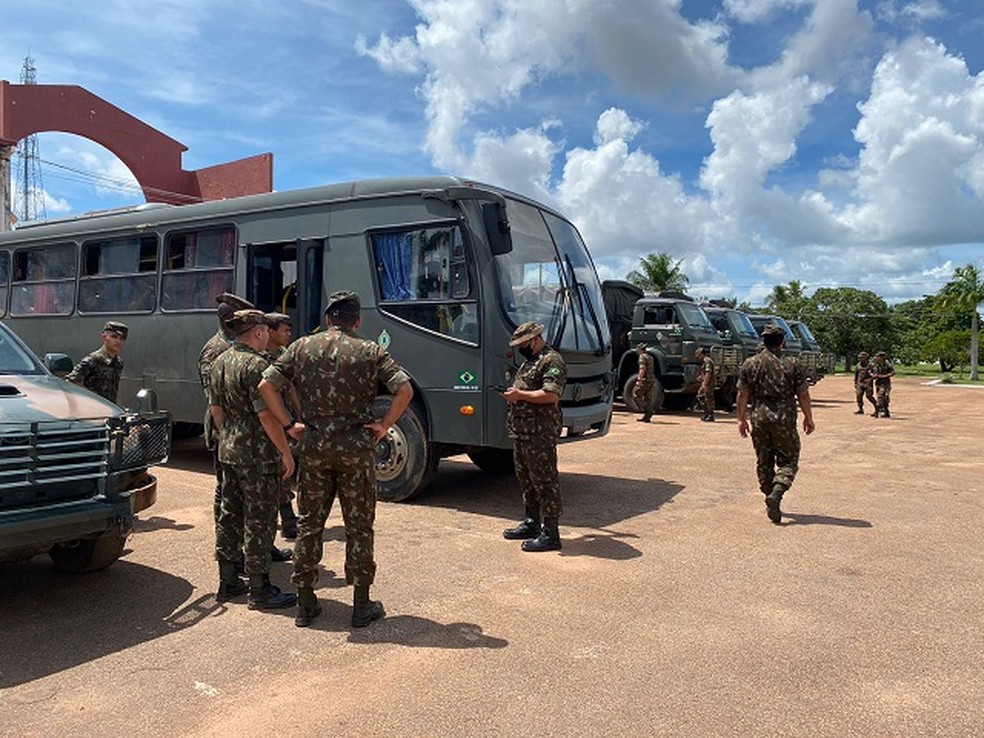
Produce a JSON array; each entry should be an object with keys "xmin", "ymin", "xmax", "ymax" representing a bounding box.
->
[{"xmin": 4, "ymin": 0, "xmax": 983, "ymax": 305}]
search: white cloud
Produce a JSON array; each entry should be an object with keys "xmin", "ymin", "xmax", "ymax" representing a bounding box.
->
[
  {"xmin": 724, "ymin": 0, "xmax": 812, "ymax": 24},
  {"xmin": 594, "ymin": 108, "xmax": 645, "ymax": 146}
]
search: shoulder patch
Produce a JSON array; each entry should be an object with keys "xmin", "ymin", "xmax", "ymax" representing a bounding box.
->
[{"xmin": 546, "ymin": 367, "xmax": 562, "ymax": 377}]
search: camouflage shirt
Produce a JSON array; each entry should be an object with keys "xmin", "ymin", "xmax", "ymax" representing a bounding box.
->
[
  {"xmin": 737, "ymin": 348, "xmax": 808, "ymax": 425},
  {"xmin": 66, "ymin": 346, "xmax": 123, "ymax": 404},
  {"xmin": 262, "ymin": 326, "xmax": 410, "ymax": 450},
  {"xmin": 854, "ymin": 361, "xmax": 873, "ymax": 388},
  {"xmin": 508, "ymin": 347, "xmax": 567, "ymax": 439},
  {"xmin": 700, "ymin": 355, "xmax": 715, "ymax": 386},
  {"xmin": 637, "ymin": 352, "xmax": 655, "ymax": 385},
  {"xmin": 198, "ymin": 330, "xmax": 233, "ymax": 450},
  {"xmin": 871, "ymin": 360, "xmax": 895, "ymax": 387},
  {"xmin": 208, "ymin": 343, "xmax": 278, "ymax": 470}
]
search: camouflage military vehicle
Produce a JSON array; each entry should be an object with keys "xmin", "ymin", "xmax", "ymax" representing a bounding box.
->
[
  {"xmin": 602, "ymin": 282, "xmax": 740, "ymax": 412},
  {"xmin": 745, "ymin": 313, "xmax": 824, "ymax": 384},
  {"xmin": 788, "ymin": 319, "xmax": 836, "ymax": 377},
  {"xmin": 0, "ymin": 322, "xmax": 170, "ymax": 572},
  {"xmin": 702, "ymin": 303, "xmax": 763, "ymax": 407}
]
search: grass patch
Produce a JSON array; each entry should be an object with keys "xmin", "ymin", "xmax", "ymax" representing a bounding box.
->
[{"xmin": 831, "ymin": 363, "xmax": 984, "ymax": 385}]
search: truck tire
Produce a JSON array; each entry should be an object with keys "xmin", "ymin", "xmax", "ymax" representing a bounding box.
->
[
  {"xmin": 373, "ymin": 399, "xmax": 439, "ymax": 502},
  {"xmin": 467, "ymin": 448, "xmax": 515, "ymax": 475},
  {"xmin": 171, "ymin": 422, "xmax": 203, "ymax": 440},
  {"xmin": 622, "ymin": 375, "xmax": 664, "ymax": 413},
  {"xmin": 49, "ymin": 529, "xmax": 127, "ymax": 573}
]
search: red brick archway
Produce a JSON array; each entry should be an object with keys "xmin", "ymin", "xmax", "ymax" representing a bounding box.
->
[{"xmin": 0, "ymin": 80, "xmax": 272, "ymax": 205}]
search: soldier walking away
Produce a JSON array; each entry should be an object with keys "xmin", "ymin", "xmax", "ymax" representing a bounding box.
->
[
  {"xmin": 66, "ymin": 321, "xmax": 128, "ymax": 403},
  {"xmin": 501, "ymin": 321, "xmax": 568, "ymax": 552},
  {"xmin": 633, "ymin": 343, "xmax": 656, "ymax": 422},
  {"xmin": 696, "ymin": 345, "xmax": 716, "ymax": 422},
  {"xmin": 871, "ymin": 351, "xmax": 895, "ymax": 418},
  {"xmin": 854, "ymin": 351, "xmax": 876, "ymax": 415},
  {"xmin": 209, "ymin": 310, "xmax": 297, "ymax": 610},
  {"xmin": 260, "ymin": 291, "xmax": 413, "ymax": 628},
  {"xmin": 265, "ymin": 312, "xmax": 300, "ymax": 541},
  {"xmin": 736, "ymin": 324, "xmax": 816, "ymax": 525}
]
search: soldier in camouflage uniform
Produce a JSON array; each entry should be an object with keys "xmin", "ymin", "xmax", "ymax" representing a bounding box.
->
[
  {"xmin": 696, "ymin": 345, "xmax": 716, "ymax": 422},
  {"xmin": 259, "ymin": 291, "xmax": 413, "ymax": 628},
  {"xmin": 209, "ymin": 309, "xmax": 298, "ymax": 610},
  {"xmin": 265, "ymin": 312, "xmax": 300, "ymax": 540},
  {"xmin": 67, "ymin": 321, "xmax": 128, "ymax": 403},
  {"xmin": 633, "ymin": 343, "xmax": 657, "ymax": 422},
  {"xmin": 853, "ymin": 351, "xmax": 876, "ymax": 415},
  {"xmin": 736, "ymin": 324, "xmax": 816, "ymax": 524},
  {"xmin": 502, "ymin": 321, "xmax": 568, "ymax": 552},
  {"xmin": 870, "ymin": 351, "xmax": 895, "ymax": 418}
]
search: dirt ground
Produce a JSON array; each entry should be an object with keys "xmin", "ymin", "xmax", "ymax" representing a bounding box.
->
[{"xmin": 1, "ymin": 374, "xmax": 982, "ymax": 737}]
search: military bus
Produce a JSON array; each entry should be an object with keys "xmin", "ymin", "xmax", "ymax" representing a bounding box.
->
[{"xmin": 0, "ymin": 176, "xmax": 613, "ymax": 501}]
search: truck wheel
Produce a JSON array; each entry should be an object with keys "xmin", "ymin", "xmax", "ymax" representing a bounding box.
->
[
  {"xmin": 622, "ymin": 376, "xmax": 664, "ymax": 413},
  {"xmin": 171, "ymin": 422, "xmax": 203, "ymax": 440},
  {"xmin": 49, "ymin": 530, "xmax": 127, "ymax": 573},
  {"xmin": 373, "ymin": 399, "xmax": 439, "ymax": 502},
  {"xmin": 467, "ymin": 448, "xmax": 515, "ymax": 475}
]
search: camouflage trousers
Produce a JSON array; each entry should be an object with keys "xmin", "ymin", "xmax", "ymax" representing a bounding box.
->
[
  {"xmin": 291, "ymin": 448, "xmax": 377, "ymax": 589},
  {"xmin": 855, "ymin": 383, "xmax": 875, "ymax": 409},
  {"xmin": 514, "ymin": 435, "xmax": 562, "ymax": 519},
  {"xmin": 875, "ymin": 384, "xmax": 891, "ymax": 413},
  {"xmin": 699, "ymin": 384, "xmax": 714, "ymax": 413},
  {"xmin": 211, "ymin": 446, "xmax": 223, "ymax": 530},
  {"xmin": 633, "ymin": 379, "xmax": 656, "ymax": 416},
  {"xmin": 749, "ymin": 417, "xmax": 801, "ymax": 496},
  {"xmin": 214, "ymin": 464, "xmax": 279, "ymax": 576}
]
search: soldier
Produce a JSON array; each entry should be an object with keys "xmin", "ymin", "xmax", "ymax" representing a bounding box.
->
[
  {"xmin": 501, "ymin": 321, "xmax": 568, "ymax": 552},
  {"xmin": 209, "ymin": 309, "xmax": 297, "ymax": 609},
  {"xmin": 259, "ymin": 291, "xmax": 413, "ymax": 628},
  {"xmin": 736, "ymin": 324, "xmax": 816, "ymax": 524},
  {"xmin": 854, "ymin": 351, "xmax": 876, "ymax": 415},
  {"xmin": 265, "ymin": 312, "xmax": 300, "ymax": 540},
  {"xmin": 633, "ymin": 343, "xmax": 656, "ymax": 422},
  {"xmin": 66, "ymin": 321, "xmax": 128, "ymax": 403},
  {"xmin": 696, "ymin": 345, "xmax": 716, "ymax": 422},
  {"xmin": 871, "ymin": 351, "xmax": 895, "ymax": 418}
]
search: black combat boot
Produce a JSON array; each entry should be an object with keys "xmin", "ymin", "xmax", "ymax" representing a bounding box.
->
[
  {"xmin": 351, "ymin": 584, "xmax": 385, "ymax": 628},
  {"xmin": 247, "ymin": 575, "xmax": 298, "ymax": 610},
  {"xmin": 701, "ymin": 412, "xmax": 715, "ymax": 422},
  {"xmin": 765, "ymin": 487, "xmax": 784, "ymax": 525},
  {"xmin": 270, "ymin": 546, "xmax": 294, "ymax": 562},
  {"xmin": 854, "ymin": 406, "xmax": 864, "ymax": 414},
  {"xmin": 280, "ymin": 503, "xmax": 298, "ymax": 540},
  {"xmin": 882, "ymin": 409, "xmax": 890, "ymax": 418},
  {"xmin": 637, "ymin": 412, "xmax": 652, "ymax": 423},
  {"xmin": 216, "ymin": 561, "xmax": 249, "ymax": 602},
  {"xmin": 502, "ymin": 507, "xmax": 541, "ymax": 540},
  {"xmin": 521, "ymin": 518, "xmax": 562, "ymax": 552},
  {"xmin": 295, "ymin": 586, "xmax": 322, "ymax": 628}
]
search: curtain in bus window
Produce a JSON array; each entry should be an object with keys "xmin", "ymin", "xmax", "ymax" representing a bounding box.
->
[
  {"xmin": 10, "ymin": 246, "xmax": 76, "ymax": 316},
  {"xmin": 0, "ymin": 251, "xmax": 8, "ymax": 317},
  {"xmin": 373, "ymin": 233, "xmax": 414, "ymax": 300}
]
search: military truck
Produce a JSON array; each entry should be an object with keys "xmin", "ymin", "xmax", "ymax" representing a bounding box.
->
[
  {"xmin": 745, "ymin": 313, "xmax": 824, "ymax": 384},
  {"xmin": 0, "ymin": 322, "xmax": 171, "ymax": 572},
  {"xmin": 788, "ymin": 319, "xmax": 837, "ymax": 377},
  {"xmin": 702, "ymin": 303, "xmax": 763, "ymax": 407},
  {"xmin": 602, "ymin": 282, "xmax": 740, "ymax": 412}
]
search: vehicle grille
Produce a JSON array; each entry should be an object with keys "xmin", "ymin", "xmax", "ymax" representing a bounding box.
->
[{"xmin": 0, "ymin": 421, "xmax": 108, "ymax": 510}]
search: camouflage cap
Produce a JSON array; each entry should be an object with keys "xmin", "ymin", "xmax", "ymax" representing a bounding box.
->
[
  {"xmin": 227, "ymin": 309, "xmax": 271, "ymax": 334},
  {"xmin": 509, "ymin": 321, "xmax": 544, "ymax": 346},
  {"xmin": 324, "ymin": 290, "xmax": 361, "ymax": 316},
  {"xmin": 858, "ymin": 351, "xmax": 869, "ymax": 359},
  {"xmin": 103, "ymin": 320, "xmax": 129, "ymax": 338},
  {"xmin": 761, "ymin": 324, "xmax": 785, "ymax": 337},
  {"xmin": 265, "ymin": 312, "xmax": 292, "ymax": 327},
  {"xmin": 216, "ymin": 293, "xmax": 255, "ymax": 323},
  {"xmin": 875, "ymin": 350, "xmax": 887, "ymax": 357}
]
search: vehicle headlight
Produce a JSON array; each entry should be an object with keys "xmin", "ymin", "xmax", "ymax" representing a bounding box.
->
[{"xmin": 107, "ymin": 411, "xmax": 171, "ymax": 471}]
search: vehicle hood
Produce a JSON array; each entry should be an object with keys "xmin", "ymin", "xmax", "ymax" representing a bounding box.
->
[{"xmin": 0, "ymin": 374, "xmax": 120, "ymax": 424}]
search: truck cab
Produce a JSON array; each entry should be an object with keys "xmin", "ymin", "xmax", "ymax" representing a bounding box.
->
[
  {"xmin": 746, "ymin": 313, "xmax": 825, "ymax": 384},
  {"xmin": 0, "ymin": 322, "xmax": 171, "ymax": 572},
  {"xmin": 788, "ymin": 319, "xmax": 835, "ymax": 379}
]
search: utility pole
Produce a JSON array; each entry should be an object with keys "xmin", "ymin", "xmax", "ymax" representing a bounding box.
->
[{"xmin": 12, "ymin": 54, "xmax": 46, "ymax": 224}]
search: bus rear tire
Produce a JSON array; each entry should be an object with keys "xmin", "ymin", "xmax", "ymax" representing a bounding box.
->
[
  {"xmin": 467, "ymin": 448, "xmax": 515, "ymax": 475},
  {"xmin": 373, "ymin": 399, "xmax": 438, "ymax": 502},
  {"xmin": 49, "ymin": 530, "xmax": 127, "ymax": 573}
]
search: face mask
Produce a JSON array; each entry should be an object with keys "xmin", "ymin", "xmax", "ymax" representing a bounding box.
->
[{"xmin": 518, "ymin": 344, "xmax": 536, "ymax": 361}]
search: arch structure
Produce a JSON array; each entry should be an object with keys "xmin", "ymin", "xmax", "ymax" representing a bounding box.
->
[{"xmin": 0, "ymin": 80, "xmax": 272, "ymax": 207}]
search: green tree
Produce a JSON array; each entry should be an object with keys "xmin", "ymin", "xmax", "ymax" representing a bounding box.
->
[
  {"xmin": 627, "ymin": 253, "xmax": 689, "ymax": 293},
  {"xmin": 891, "ymin": 295, "xmax": 965, "ymax": 369},
  {"xmin": 923, "ymin": 330, "xmax": 972, "ymax": 373},
  {"xmin": 803, "ymin": 287, "xmax": 894, "ymax": 370},
  {"xmin": 767, "ymin": 280, "xmax": 809, "ymax": 320},
  {"xmin": 937, "ymin": 264, "xmax": 983, "ymax": 381}
]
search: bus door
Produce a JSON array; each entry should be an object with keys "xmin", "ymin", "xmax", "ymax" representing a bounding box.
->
[{"xmin": 246, "ymin": 239, "xmax": 324, "ymax": 334}]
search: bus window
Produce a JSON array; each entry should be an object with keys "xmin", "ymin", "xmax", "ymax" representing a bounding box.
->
[
  {"xmin": 79, "ymin": 234, "xmax": 158, "ymax": 314},
  {"xmin": 0, "ymin": 251, "xmax": 8, "ymax": 317},
  {"xmin": 371, "ymin": 225, "xmax": 477, "ymax": 343},
  {"xmin": 161, "ymin": 227, "xmax": 235, "ymax": 311},
  {"xmin": 10, "ymin": 244, "xmax": 76, "ymax": 316}
]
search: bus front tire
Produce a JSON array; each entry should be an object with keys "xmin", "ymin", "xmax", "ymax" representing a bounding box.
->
[{"xmin": 372, "ymin": 399, "xmax": 438, "ymax": 503}]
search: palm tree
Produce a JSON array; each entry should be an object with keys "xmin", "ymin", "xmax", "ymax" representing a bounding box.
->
[
  {"xmin": 627, "ymin": 252, "xmax": 689, "ymax": 294},
  {"xmin": 937, "ymin": 264, "xmax": 984, "ymax": 380},
  {"xmin": 767, "ymin": 280, "xmax": 807, "ymax": 319}
]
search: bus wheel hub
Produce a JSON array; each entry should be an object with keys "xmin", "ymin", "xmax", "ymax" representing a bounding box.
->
[{"xmin": 375, "ymin": 426, "xmax": 408, "ymax": 482}]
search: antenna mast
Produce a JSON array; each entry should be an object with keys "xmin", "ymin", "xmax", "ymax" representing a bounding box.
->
[{"xmin": 13, "ymin": 54, "xmax": 46, "ymax": 222}]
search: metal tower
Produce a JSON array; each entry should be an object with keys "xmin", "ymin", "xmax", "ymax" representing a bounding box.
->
[{"xmin": 13, "ymin": 55, "xmax": 46, "ymax": 222}]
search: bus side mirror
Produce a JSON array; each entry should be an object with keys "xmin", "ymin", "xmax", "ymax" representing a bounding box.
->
[
  {"xmin": 482, "ymin": 202, "xmax": 513, "ymax": 255},
  {"xmin": 45, "ymin": 353, "xmax": 74, "ymax": 377}
]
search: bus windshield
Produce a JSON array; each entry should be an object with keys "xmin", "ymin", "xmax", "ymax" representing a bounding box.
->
[{"xmin": 493, "ymin": 199, "xmax": 608, "ymax": 354}]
